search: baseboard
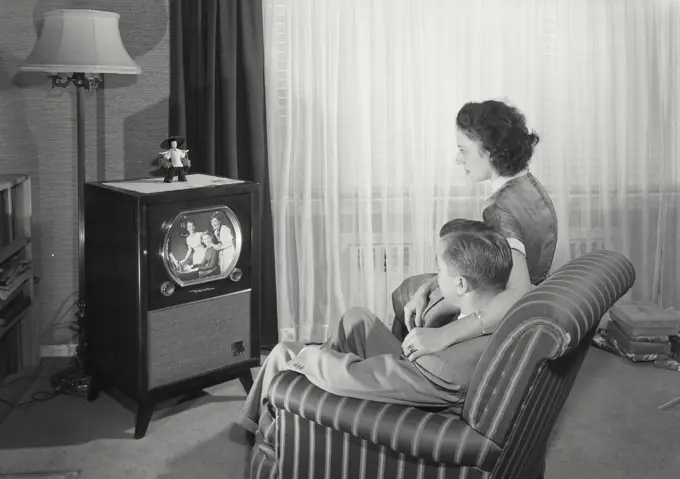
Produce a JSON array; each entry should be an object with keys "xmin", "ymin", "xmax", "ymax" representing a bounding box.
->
[{"xmin": 40, "ymin": 344, "xmax": 78, "ymax": 357}]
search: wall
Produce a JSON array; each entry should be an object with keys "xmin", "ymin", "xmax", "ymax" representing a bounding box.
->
[{"xmin": 0, "ymin": 0, "xmax": 170, "ymax": 345}]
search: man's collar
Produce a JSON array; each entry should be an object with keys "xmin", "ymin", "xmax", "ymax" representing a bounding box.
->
[{"xmin": 489, "ymin": 169, "xmax": 529, "ymax": 196}]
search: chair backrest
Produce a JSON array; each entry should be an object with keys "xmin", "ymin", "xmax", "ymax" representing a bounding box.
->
[{"xmin": 461, "ymin": 250, "xmax": 635, "ymax": 478}]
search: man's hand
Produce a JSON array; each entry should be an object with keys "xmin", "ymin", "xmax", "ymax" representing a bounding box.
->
[{"xmin": 401, "ymin": 327, "xmax": 448, "ymax": 361}]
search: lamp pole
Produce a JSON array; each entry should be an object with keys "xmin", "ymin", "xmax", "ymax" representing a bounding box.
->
[
  {"xmin": 49, "ymin": 72, "xmax": 99, "ymax": 371},
  {"xmin": 76, "ymin": 78, "xmax": 87, "ymax": 366}
]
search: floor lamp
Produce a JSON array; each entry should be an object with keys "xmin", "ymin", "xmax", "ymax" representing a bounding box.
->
[{"xmin": 19, "ymin": 10, "xmax": 141, "ymax": 375}]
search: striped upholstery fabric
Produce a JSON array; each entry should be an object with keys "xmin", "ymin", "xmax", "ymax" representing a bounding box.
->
[
  {"xmin": 267, "ymin": 371, "xmax": 500, "ymax": 467},
  {"xmin": 251, "ymin": 441, "xmax": 277, "ymax": 479},
  {"xmin": 274, "ymin": 409, "xmax": 491, "ymax": 479},
  {"xmin": 252, "ymin": 250, "xmax": 635, "ymax": 479}
]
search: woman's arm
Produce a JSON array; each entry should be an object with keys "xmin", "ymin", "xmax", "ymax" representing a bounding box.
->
[
  {"xmin": 404, "ymin": 275, "xmax": 441, "ymax": 330},
  {"xmin": 181, "ymin": 239, "xmax": 193, "ymax": 262},
  {"xmin": 438, "ymin": 249, "xmax": 531, "ymax": 345}
]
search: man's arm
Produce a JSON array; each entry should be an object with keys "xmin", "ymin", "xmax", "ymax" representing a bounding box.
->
[{"xmin": 438, "ymin": 249, "xmax": 531, "ymax": 346}]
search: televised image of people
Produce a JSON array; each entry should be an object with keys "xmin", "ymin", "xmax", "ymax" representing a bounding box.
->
[
  {"xmin": 167, "ymin": 209, "xmax": 239, "ymax": 282},
  {"xmin": 210, "ymin": 212, "xmax": 235, "ymax": 274},
  {"xmin": 177, "ymin": 220, "xmax": 206, "ymax": 267}
]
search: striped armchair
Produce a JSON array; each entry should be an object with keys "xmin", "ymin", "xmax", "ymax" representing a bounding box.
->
[{"xmin": 250, "ymin": 250, "xmax": 635, "ymax": 479}]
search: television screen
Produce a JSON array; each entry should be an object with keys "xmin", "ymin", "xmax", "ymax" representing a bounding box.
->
[{"xmin": 163, "ymin": 206, "xmax": 242, "ymax": 287}]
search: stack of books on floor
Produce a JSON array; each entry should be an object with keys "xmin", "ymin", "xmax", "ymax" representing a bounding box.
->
[{"xmin": 593, "ymin": 301, "xmax": 680, "ymax": 364}]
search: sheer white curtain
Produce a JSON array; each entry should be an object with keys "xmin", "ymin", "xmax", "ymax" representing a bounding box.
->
[{"xmin": 262, "ymin": 0, "xmax": 680, "ymax": 342}]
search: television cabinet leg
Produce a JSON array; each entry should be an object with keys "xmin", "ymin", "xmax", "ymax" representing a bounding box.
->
[
  {"xmin": 238, "ymin": 370, "xmax": 254, "ymax": 394},
  {"xmin": 134, "ymin": 402, "xmax": 154, "ymax": 439}
]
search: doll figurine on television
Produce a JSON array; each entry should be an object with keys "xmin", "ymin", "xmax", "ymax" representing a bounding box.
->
[{"xmin": 159, "ymin": 136, "xmax": 191, "ymax": 183}]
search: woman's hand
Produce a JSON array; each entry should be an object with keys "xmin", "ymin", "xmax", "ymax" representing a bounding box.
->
[
  {"xmin": 404, "ymin": 281, "xmax": 434, "ymax": 331},
  {"xmin": 401, "ymin": 327, "xmax": 448, "ymax": 361}
]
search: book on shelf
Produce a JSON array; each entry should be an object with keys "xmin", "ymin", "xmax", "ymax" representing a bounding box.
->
[
  {"xmin": 0, "ymin": 236, "xmax": 32, "ymax": 302},
  {"xmin": 0, "ymin": 174, "xmax": 35, "ymax": 387},
  {"xmin": 0, "ymin": 265, "xmax": 31, "ymax": 302},
  {"xmin": 0, "ymin": 256, "xmax": 31, "ymax": 286}
]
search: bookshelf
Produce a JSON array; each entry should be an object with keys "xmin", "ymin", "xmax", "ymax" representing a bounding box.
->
[{"xmin": 0, "ymin": 174, "xmax": 39, "ymax": 420}]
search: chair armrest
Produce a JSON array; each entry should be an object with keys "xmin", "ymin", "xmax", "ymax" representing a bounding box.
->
[{"xmin": 268, "ymin": 370, "xmax": 501, "ymax": 469}]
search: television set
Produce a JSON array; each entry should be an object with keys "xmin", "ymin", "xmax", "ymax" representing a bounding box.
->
[{"xmin": 83, "ymin": 174, "xmax": 261, "ymax": 438}]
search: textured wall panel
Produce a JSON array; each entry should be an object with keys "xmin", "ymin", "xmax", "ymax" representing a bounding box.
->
[{"xmin": 0, "ymin": 0, "xmax": 171, "ymax": 345}]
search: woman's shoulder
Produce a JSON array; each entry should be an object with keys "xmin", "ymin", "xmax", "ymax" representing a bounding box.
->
[
  {"xmin": 492, "ymin": 172, "xmax": 551, "ymax": 206},
  {"xmin": 484, "ymin": 173, "xmax": 556, "ymax": 231}
]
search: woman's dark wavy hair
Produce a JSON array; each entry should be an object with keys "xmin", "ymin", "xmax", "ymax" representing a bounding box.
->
[{"xmin": 456, "ymin": 100, "xmax": 540, "ymax": 176}]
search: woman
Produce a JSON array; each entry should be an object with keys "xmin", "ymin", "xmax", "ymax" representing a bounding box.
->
[
  {"xmin": 187, "ymin": 232, "xmax": 220, "ymax": 278},
  {"xmin": 210, "ymin": 213, "xmax": 235, "ymax": 274},
  {"xmin": 393, "ymin": 99, "xmax": 558, "ymax": 359},
  {"xmin": 178, "ymin": 220, "xmax": 206, "ymax": 268}
]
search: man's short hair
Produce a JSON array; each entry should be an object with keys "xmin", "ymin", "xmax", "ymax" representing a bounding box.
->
[{"xmin": 438, "ymin": 219, "xmax": 513, "ymax": 292}]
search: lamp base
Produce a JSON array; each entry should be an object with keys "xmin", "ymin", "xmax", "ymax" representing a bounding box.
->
[
  {"xmin": 75, "ymin": 296, "xmax": 91, "ymax": 377},
  {"xmin": 50, "ymin": 297, "xmax": 91, "ymax": 394}
]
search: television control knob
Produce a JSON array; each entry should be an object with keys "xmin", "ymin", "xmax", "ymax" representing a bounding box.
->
[
  {"xmin": 160, "ymin": 281, "xmax": 175, "ymax": 296},
  {"xmin": 229, "ymin": 268, "xmax": 243, "ymax": 282}
]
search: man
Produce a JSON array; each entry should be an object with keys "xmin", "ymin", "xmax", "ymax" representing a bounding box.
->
[{"xmin": 237, "ymin": 219, "xmax": 513, "ymax": 442}]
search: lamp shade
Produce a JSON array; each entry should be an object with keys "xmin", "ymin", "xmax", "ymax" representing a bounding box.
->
[{"xmin": 19, "ymin": 9, "xmax": 141, "ymax": 75}]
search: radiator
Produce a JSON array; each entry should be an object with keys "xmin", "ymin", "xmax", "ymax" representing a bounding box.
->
[
  {"xmin": 350, "ymin": 243, "xmax": 414, "ymax": 272},
  {"xmin": 348, "ymin": 236, "xmax": 608, "ymax": 273}
]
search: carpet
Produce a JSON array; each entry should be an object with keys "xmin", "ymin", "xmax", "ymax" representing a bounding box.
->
[
  {"xmin": 1, "ymin": 352, "xmax": 680, "ymax": 479},
  {"xmin": 0, "ymin": 473, "xmax": 79, "ymax": 479}
]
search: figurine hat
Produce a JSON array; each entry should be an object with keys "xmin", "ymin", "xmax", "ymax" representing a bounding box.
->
[{"xmin": 160, "ymin": 136, "xmax": 186, "ymax": 149}]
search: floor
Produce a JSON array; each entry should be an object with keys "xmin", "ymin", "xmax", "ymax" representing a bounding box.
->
[{"xmin": 0, "ymin": 348, "xmax": 679, "ymax": 479}]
